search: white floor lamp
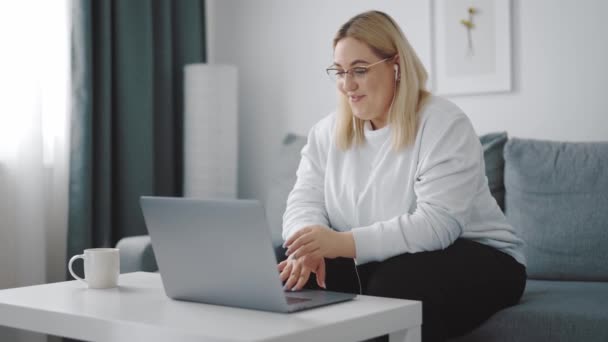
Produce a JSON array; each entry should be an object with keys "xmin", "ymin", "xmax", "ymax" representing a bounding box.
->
[{"xmin": 183, "ymin": 64, "xmax": 238, "ymax": 199}]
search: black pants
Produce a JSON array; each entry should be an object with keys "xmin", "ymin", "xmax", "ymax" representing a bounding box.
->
[{"xmin": 279, "ymin": 239, "xmax": 526, "ymax": 342}]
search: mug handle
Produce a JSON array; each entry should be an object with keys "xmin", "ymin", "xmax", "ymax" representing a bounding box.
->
[{"xmin": 68, "ymin": 254, "xmax": 87, "ymax": 285}]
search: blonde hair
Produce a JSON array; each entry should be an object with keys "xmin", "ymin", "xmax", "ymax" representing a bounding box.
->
[{"xmin": 334, "ymin": 10, "xmax": 431, "ymax": 150}]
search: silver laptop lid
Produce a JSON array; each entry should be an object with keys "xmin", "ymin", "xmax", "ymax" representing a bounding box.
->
[{"xmin": 140, "ymin": 196, "xmax": 289, "ymax": 312}]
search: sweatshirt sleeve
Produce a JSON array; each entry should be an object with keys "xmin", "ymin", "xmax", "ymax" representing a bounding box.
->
[
  {"xmin": 282, "ymin": 121, "xmax": 330, "ymax": 242},
  {"xmin": 351, "ymin": 114, "xmax": 485, "ymax": 264}
]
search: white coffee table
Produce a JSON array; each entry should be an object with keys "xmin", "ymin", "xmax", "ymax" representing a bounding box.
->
[{"xmin": 0, "ymin": 272, "xmax": 421, "ymax": 342}]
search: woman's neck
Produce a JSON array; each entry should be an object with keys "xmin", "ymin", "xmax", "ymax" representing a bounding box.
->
[{"xmin": 370, "ymin": 117, "xmax": 387, "ymax": 130}]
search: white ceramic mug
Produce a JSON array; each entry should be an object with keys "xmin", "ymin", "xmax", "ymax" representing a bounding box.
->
[{"xmin": 68, "ymin": 248, "xmax": 120, "ymax": 289}]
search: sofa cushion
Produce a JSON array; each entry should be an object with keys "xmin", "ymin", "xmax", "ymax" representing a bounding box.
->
[
  {"xmin": 265, "ymin": 132, "xmax": 509, "ymax": 247},
  {"xmin": 504, "ymin": 138, "xmax": 608, "ymax": 281},
  {"xmin": 449, "ymin": 280, "xmax": 608, "ymax": 342}
]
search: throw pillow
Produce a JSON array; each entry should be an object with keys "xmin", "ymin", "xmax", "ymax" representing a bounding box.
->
[
  {"xmin": 479, "ymin": 132, "xmax": 508, "ymax": 211},
  {"xmin": 264, "ymin": 134, "xmax": 307, "ymax": 247},
  {"xmin": 504, "ymin": 138, "xmax": 608, "ymax": 281}
]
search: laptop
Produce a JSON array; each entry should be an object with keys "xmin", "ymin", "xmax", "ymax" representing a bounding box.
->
[{"xmin": 140, "ymin": 196, "xmax": 356, "ymax": 313}]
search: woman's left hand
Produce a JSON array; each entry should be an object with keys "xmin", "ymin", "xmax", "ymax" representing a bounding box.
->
[{"xmin": 284, "ymin": 225, "xmax": 355, "ymax": 260}]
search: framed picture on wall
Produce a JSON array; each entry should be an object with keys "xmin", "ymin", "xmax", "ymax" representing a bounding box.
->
[{"xmin": 432, "ymin": 0, "xmax": 512, "ymax": 96}]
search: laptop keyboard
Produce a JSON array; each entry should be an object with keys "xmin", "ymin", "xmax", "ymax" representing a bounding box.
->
[{"xmin": 286, "ymin": 296, "xmax": 312, "ymax": 304}]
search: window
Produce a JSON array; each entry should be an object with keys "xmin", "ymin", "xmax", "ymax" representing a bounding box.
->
[{"xmin": 0, "ymin": 1, "xmax": 69, "ymax": 165}]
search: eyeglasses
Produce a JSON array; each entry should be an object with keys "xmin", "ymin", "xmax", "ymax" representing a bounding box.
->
[{"xmin": 325, "ymin": 57, "xmax": 392, "ymax": 83}]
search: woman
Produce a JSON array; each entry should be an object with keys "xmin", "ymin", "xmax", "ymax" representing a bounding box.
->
[{"xmin": 278, "ymin": 10, "xmax": 526, "ymax": 342}]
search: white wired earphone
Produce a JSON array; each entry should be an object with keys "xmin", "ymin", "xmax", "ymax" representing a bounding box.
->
[
  {"xmin": 384, "ymin": 63, "xmax": 399, "ymax": 119},
  {"xmin": 352, "ymin": 63, "xmax": 400, "ymax": 296},
  {"xmin": 354, "ymin": 262, "xmax": 363, "ymax": 295}
]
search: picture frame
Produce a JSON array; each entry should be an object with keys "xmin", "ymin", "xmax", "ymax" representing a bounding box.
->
[{"xmin": 432, "ymin": 0, "xmax": 512, "ymax": 96}]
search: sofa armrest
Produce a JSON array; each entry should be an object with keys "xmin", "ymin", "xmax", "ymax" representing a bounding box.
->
[{"xmin": 115, "ymin": 235, "xmax": 158, "ymax": 273}]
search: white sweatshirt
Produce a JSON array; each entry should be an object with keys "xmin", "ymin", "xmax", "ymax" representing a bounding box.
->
[{"xmin": 282, "ymin": 96, "xmax": 526, "ymax": 266}]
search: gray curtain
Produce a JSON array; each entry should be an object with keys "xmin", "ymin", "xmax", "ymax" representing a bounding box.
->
[{"xmin": 68, "ymin": 0, "xmax": 206, "ymax": 273}]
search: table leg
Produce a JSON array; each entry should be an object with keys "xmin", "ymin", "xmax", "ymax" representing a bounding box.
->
[{"xmin": 389, "ymin": 326, "xmax": 421, "ymax": 342}]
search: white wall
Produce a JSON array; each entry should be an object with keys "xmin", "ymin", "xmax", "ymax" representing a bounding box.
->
[
  {"xmin": 208, "ymin": 0, "xmax": 608, "ymax": 200},
  {"xmin": 455, "ymin": 0, "xmax": 608, "ymax": 140}
]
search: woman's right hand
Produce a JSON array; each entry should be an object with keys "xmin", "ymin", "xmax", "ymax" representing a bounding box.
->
[{"xmin": 278, "ymin": 253, "xmax": 326, "ymax": 291}]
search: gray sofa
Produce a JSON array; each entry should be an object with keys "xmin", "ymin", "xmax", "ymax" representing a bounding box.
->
[{"xmin": 117, "ymin": 133, "xmax": 608, "ymax": 341}]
